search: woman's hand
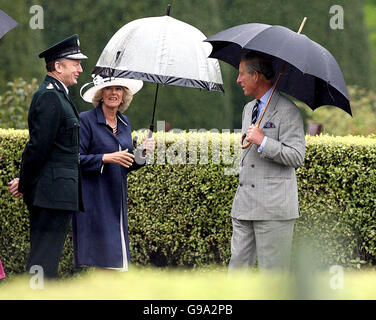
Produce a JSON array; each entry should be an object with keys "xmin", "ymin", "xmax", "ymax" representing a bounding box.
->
[
  {"xmin": 102, "ymin": 149, "xmax": 135, "ymax": 168},
  {"xmin": 141, "ymin": 137, "xmax": 156, "ymax": 156},
  {"xmin": 8, "ymin": 178, "xmax": 23, "ymax": 198}
]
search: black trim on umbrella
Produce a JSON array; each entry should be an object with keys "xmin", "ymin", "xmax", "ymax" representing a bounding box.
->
[{"xmin": 92, "ymin": 67, "xmax": 225, "ymax": 93}]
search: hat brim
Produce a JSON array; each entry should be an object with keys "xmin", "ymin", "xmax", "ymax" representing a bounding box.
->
[
  {"xmin": 81, "ymin": 78, "xmax": 143, "ymax": 103},
  {"xmin": 65, "ymin": 53, "xmax": 88, "ymax": 60}
]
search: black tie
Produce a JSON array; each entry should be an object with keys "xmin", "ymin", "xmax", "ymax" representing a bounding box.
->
[{"xmin": 251, "ymin": 99, "xmax": 260, "ymax": 125}]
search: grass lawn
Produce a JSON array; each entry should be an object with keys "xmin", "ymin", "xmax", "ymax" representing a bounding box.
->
[{"xmin": 1, "ymin": 266, "xmax": 376, "ymax": 300}]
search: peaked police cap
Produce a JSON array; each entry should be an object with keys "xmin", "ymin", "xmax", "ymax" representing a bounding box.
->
[{"xmin": 39, "ymin": 34, "xmax": 88, "ymax": 63}]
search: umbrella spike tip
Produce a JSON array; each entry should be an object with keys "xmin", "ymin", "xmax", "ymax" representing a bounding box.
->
[{"xmin": 298, "ymin": 17, "xmax": 308, "ymax": 34}]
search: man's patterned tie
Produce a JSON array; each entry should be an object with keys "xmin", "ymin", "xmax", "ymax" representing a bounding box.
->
[{"xmin": 251, "ymin": 99, "xmax": 261, "ymax": 125}]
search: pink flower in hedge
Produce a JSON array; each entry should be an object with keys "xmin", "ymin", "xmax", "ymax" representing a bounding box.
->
[{"xmin": 0, "ymin": 260, "xmax": 5, "ymax": 279}]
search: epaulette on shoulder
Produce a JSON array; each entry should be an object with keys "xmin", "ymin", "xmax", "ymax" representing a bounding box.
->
[{"xmin": 46, "ymin": 79, "xmax": 65, "ymax": 92}]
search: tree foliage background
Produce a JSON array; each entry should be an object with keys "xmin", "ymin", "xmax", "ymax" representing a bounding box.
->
[{"xmin": 0, "ymin": 0, "xmax": 374, "ymax": 133}]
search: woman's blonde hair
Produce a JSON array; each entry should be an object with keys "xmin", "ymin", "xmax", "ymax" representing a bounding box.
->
[{"xmin": 92, "ymin": 86, "xmax": 133, "ymax": 113}]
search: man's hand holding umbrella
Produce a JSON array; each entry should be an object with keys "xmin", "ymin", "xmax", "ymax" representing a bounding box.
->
[{"xmin": 246, "ymin": 125, "xmax": 264, "ymax": 146}]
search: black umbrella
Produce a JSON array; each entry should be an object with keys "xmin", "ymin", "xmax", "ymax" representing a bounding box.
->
[
  {"xmin": 0, "ymin": 10, "xmax": 18, "ymax": 39},
  {"xmin": 205, "ymin": 18, "xmax": 351, "ymax": 118}
]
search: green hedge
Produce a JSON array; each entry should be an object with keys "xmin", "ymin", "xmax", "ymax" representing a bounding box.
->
[{"xmin": 1, "ymin": 130, "xmax": 375, "ymax": 277}]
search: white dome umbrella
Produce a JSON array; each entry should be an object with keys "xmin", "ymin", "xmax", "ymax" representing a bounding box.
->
[{"xmin": 92, "ymin": 6, "xmax": 224, "ymax": 134}]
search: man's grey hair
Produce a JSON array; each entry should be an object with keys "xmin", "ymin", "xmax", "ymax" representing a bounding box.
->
[{"xmin": 240, "ymin": 52, "xmax": 275, "ymax": 81}]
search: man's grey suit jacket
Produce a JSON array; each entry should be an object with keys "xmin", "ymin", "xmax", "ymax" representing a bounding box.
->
[{"xmin": 231, "ymin": 90, "xmax": 306, "ymax": 221}]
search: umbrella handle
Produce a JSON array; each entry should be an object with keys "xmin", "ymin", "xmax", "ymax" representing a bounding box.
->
[
  {"xmin": 241, "ymin": 132, "xmax": 255, "ymax": 149},
  {"xmin": 240, "ymin": 122, "xmax": 261, "ymax": 149}
]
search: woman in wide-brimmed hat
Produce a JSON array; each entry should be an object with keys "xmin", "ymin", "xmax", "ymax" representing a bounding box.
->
[{"xmin": 73, "ymin": 75, "xmax": 155, "ymax": 271}]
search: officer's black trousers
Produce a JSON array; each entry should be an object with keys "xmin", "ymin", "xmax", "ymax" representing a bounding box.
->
[{"xmin": 26, "ymin": 206, "xmax": 72, "ymax": 279}]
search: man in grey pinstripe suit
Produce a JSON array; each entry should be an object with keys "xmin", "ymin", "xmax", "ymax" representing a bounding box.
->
[{"xmin": 229, "ymin": 52, "xmax": 306, "ymax": 271}]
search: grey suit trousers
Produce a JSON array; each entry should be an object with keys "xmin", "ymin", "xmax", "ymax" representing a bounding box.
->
[{"xmin": 228, "ymin": 217, "xmax": 295, "ymax": 271}]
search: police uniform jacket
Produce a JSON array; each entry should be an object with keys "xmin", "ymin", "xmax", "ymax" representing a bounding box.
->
[{"xmin": 19, "ymin": 75, "xmax": 83, "ymax": 212}]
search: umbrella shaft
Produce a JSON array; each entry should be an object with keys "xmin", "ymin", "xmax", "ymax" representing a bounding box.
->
[{"xmin": 150, "ymin": 83, "xmax": 159, "ymax": 134}]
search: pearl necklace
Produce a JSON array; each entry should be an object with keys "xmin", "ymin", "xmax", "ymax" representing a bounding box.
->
[{"xmin": 106, "ymin": 117, "xmax": 117, "ymax": 134}]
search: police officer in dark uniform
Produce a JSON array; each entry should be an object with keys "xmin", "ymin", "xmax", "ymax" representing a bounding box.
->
[{"xmin": 8, "ymin": 34, "xmax": 87, "ymax": 278}]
